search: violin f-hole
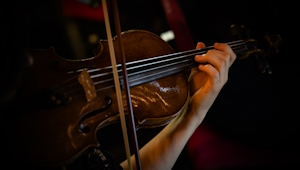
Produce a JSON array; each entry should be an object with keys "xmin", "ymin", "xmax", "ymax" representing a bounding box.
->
[{"xmin": 78, "ymin": 96, "xmax": 112, "ymax": 133}]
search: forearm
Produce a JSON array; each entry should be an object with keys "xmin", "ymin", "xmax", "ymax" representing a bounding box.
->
[{"xmin": 121, "ymin": 101, "xmax": 203, "ymax": 170}]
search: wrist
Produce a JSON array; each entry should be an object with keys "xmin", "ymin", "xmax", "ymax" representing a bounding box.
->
[{"xmin": 187, "ymin": 95, "xmax": 209, "ymax": 126}]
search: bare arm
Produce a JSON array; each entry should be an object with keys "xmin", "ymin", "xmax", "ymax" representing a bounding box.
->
[{"xmin": 120, "ymin": 42, "xmax": 236, "ymax": 170}]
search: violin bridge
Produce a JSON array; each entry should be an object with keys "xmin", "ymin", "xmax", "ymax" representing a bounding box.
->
[{"xmin": 78, "ymin": 69, "xmax": 97, "ymax": 102}]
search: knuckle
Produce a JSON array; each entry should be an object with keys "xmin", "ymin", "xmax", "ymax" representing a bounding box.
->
[
  {"xmin": 219, "ymin": 58, "xmax": 226, "ymax": 68},
  {"xmin": 232, "ymin": 53, "xmax": 237, "ymax": 60},
  {"xmin": 207, "ymin": 50, "xmax": 214, "ymax": 55},
  {"xmin": 226, "ymin": 54, "xmax": 231, "ymax": 62},
  {"xmin": 211, "ymin": 69, "xmax": 219, "ymax": 79},
  {"xmin": 222, "ymin": 53, "xmax": 232, "ymax": 64},
  {"xmin": 219, "ymin": 43, "xmax": 228, "ymax": 50},
  {"xmin": 224, "ymin": 75, "xmax": 228, "ymax": 83}
]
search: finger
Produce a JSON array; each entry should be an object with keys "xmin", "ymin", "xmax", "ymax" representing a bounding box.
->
[
  {"xmin": 198, "ymin": 64, "xmax": 219, "ymax": 85},
  {"xmin": 191, "ymin": 42, "xmax": 206, "ymax": 73},
  {"xmin": 195, "ymin": 50, "xmax": 228, "ymax": 84},
  {"xmin": 196, "ymin": 42, "xmax": 206, "ymax": 49},
  {"xmin": 214, "ymin": 42, "xmax": 236, "ymax": 66},
  {"xmin": 194, "ymin": 51, "xmax": 225, "ymax": 72},
  {"xmin": 206, "ymin": 49, "xmax": 231, "ymax": 70}
]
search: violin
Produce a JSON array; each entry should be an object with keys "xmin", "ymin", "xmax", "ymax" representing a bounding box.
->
[{"xmin": 4, "ymin": 25, "xmax": 281, "ymax": 167}]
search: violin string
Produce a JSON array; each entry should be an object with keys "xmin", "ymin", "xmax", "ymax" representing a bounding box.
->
[
  {"xmin": 88, "ymin": 41, "xmax": 246, "ymax": 83},
  {"xmin": 122, "ymin": 45, "xmax": 246, "ymax": 83},
  {"xmin": 62, "ymin": 41, "xmax": 245, "ymax": 90},
  {"xmin": 55, "ymin": 41, "xmax": 247, "ymax": 98},
  {"xmin": 85, "ymin": 40, "xmax": 246, "ymax": 82},
  {"xmin": 84, "ymin": 40, "xmax": 245, "ymax": 75},
  {"xmin": 52, "ymin": 41, "xmax": 247, "ymax": 98},
  {"xmin": 69, "ymin": 41, "xmax": 247, "ymax": 98},
  {"xmin": 112, "ymin": 43, "xmax": 247, "ymax": 88}
]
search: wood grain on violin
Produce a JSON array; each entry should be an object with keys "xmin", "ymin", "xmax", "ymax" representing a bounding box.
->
[{"xmin": 5, "ymin": 30, "xmax": 190, "ymax": 167}]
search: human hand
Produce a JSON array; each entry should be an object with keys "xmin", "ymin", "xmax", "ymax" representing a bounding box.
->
[{"xmin": 188, "ymin": 42, "xmax": 236, "ymax": 122}]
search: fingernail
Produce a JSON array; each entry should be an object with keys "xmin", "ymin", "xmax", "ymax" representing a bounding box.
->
[
  {"xmin": 195, "ymin": 54, "xmax": 204, "ymax": 59},
  {"xmin": 195, "ymin": 55, "xmax": 201, "ymax": 59}
]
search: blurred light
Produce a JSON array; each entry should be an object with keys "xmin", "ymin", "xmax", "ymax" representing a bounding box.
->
[
  {"xmin": 76, "ymin": 0, "xmax": 92, "ymax": 5},
  {"xmin": 160, "ymin": 30, "xmax": 175, "ymax": 42},
  {"xmin": 88, "ymin": 33, "xmax": 99, "ymax": 44}
]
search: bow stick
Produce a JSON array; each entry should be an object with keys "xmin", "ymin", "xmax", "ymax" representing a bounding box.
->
[{"xmin": 102, "ymin": 0, "xmax": 142, "ymax": 169}]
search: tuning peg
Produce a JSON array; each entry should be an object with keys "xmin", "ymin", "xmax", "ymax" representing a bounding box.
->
[
  {"xmin": 263, "ymin": 33, "xmax": 283, "ymax": 55},
  {"xmin": 230, "ymin": 24, "xmax": 251, "ymax": 40}
]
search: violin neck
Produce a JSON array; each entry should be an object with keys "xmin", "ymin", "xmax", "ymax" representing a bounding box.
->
[{"xmin": 119, "ymin": 40, "xmax": 247, "ymax": 88}]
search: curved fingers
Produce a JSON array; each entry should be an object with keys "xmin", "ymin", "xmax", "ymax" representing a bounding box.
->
[
  {"xmin": 194, "ymin": 42, "xmax": 235, "ymax": 85},
  {"xmin": 198, "ymin": 64, "xmax": 219, "ymax": 83},
  {"xmin": 195, "ymin": 50, "xmax": 227, "ymax": 71},
  {"xmin": 214, "ymin": 42, "xmax": 236, "ymax": 66}
]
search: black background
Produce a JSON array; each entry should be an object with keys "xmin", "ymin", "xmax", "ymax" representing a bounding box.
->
[{"xmin": 1, "ymin": 0, "xmax": 300, "ymax": 169}]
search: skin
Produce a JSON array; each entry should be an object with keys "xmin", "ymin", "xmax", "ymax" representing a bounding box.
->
[{"xmin": 120, "ymin": 42, "xmax": 237, "ymax": 170}]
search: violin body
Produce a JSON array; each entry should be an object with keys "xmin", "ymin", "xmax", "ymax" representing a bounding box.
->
[{"xmin": 5, "ymin": 30, "xmax": 189, "ymax": 167}]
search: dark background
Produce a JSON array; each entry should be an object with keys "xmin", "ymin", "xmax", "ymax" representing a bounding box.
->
[{"xmin": 1, "ymin": 0, "xmax": 300, "ymax": 169}]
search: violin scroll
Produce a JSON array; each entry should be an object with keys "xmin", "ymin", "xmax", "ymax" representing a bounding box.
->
[
  {"xmin": 230, "ymin": 24, "xmax": 283, "ymax": 74},
  {"xmin": 263, "ymin": 33, "xmax": 282, "ymax": 55}
]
